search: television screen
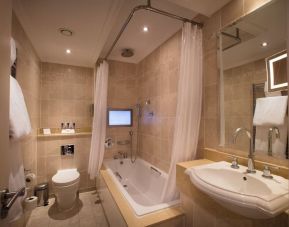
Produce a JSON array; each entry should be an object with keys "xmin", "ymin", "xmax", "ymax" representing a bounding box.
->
[{"xmin": 107, "ymin": 109, "xmax": 133, "ymax": 127}]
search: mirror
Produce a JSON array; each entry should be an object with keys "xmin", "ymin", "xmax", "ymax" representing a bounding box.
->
[
  {"xmin": 266, "ymin": 50, "xmax": 288, "ymax": 91},
  {"xmin": 219, "ymin": 0, "xmax": 288, "ymax": 160}
]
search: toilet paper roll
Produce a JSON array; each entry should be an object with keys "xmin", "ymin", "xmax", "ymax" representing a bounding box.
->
[
  {"xmin": 25, "ymin": 173, "xmax": 36, "ymax": 186},
  {"xmin": 24, "ymin": 196, "xmax": 37, "ymax": 211}
]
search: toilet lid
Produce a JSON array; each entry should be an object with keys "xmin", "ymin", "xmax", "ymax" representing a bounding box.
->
[{"xmin": 52, "ymin": 169, "xmax": 80, "ymax": 186}]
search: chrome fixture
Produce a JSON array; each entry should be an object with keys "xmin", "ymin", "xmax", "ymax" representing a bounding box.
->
[
  {"xmin": 230, "ymin": 156, "xmax": 239, "ymax": 169},
  {"xmin": 232, "ymin": 128, "xmax": 256, "ymax": 173},
  {"xmin": 129, "ymin": 130, "xmax": 137, "ymax": 163},
  {"xmin": 262, "ymin": 165, "xmax": 273, "ymax": 179},
  {"xmin": 113, "ymin": 151, "xmax": 127, "ymax": 160},
  {"xmin": 105, "ymin": 137, "xmax": 114, "ymax": 148},
  {"xmin": 268, "ymin": 126, "xmax": 280, "ymax": 156},
  {"xmin": 61, "ymin": 144, "xmax": 74, "ymax": 156},
  {"xmin": 61, "ymin": 122, "xmax": 76, "ymax": 130},
  {"xmin": 0, "ymin": 187, "xmax": 25, "ymax": 219},
  {"xmin": 262, "ymin": 165, "xmax": 279, "ymax": 179},
  {"xmin": 118, "ymin": 151, "xmax": 127, "ymax": 159},
  {"xmin": 103, "ymin": 0, "xmax": 203, "ymax": 60},
  {"xmin": 121, "ymin": 48, "xmax": 134, "ymax": 57}
]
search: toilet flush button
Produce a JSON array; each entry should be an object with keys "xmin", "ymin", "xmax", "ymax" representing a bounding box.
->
[{"xmin": 61, "ymin": 144, "xmax": 74, "ymax": 155}]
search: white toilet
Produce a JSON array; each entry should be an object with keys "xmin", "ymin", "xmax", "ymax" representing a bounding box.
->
[{"xmin": 52, "ymin": 168, "xmax": 80, "ymax": 211}]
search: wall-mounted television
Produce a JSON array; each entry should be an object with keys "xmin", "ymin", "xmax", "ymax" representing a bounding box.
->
[{"xmin": 107, "ymin": 108, "xmax": 133, "ymax": 127}]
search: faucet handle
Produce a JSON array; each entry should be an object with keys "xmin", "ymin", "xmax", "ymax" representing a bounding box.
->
[
  {"xmin": 230, "ymin": 156, "xmax": 239, "ymax": 169},
  {"xmin": 262, "ymin": 165, "xmax": 273, "ymax": 179}
]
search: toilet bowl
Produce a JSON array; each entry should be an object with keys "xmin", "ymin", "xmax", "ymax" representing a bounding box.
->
[{"xmin": 52, "ymin": 168, "xmax": 80, "ymax": 211}]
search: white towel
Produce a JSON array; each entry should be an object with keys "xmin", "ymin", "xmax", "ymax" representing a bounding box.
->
[
  {"xmin": 9, "ymin": 76, "xmax": 32, "ymax": 140},
  {"xmin": 253, "ymin": 96, "xmax": 288, "ymax": 126},
  {"xmin": 255, "ymin": 121, "xmax": 287, "ymax": 159}
]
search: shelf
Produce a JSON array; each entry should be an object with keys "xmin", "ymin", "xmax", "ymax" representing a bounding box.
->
[
  {"xmin": 37, "ymin": 127, "xmax": 92, "ymax": 138},
  {"xmin": 37, "ymin": 132, "xmax": 92, "ymax": 138}
]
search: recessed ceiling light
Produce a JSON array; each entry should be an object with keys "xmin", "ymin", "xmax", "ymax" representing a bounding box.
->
[
  {"xmin": 143, "ymin": 26, "xmax": 148, "ymax": 32},
  {"xmin": 59, "ymin": 28, "xmax": 73, "ymax": 37},
  {"xmin": 66, "ymin": 49, "xmax": 71, "ymax": 54},
  {"xmin": 261, "ymin": 42, "xmax": 268, "ymax": 47}
]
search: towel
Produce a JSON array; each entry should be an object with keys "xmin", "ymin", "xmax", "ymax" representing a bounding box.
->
[
  {"xmin": 253, "ymin": 96, "xmax": 288, "ymax": 126},
  {"xmin": 9, "ymin": 76, "xmax": 31, "ymax": 140},
  {"xmin": 7, "ymin": 141, "xmax": 26, "ymax": 223},
  {"xmin": 255, "ymin": 120, "xmax": 287, "ymax": 159}
]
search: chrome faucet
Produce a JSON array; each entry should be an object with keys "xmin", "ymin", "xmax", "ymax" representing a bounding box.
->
[
  {"xmin": 232, "ymin": 128, "xmax": 256, "ymax": 173},
  {"xmin": 268, "ymin": 127, "xmax": 280, "ymax": 156}
]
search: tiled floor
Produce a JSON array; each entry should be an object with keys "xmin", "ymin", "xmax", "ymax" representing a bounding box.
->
[{"xmin": 25, "ymin": 191, "xmax": 108, "ymax": 227}]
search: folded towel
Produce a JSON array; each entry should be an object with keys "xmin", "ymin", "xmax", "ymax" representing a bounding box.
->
[
  {"xmin": 255, "ymin": 119, "xmax": 287, "ymax": 159},
  {"xmin": 253, "ymin": 96, "xmax": 288, "ymax": 126},
  {"xmin": 9, "ymin": 76, "xmax": 32, "ymax": 140}
]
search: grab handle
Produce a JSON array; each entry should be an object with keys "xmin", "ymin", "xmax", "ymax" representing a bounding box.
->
[{"xmin": 0, "ymin": 187, "xmax": 25, "ymax": 219}]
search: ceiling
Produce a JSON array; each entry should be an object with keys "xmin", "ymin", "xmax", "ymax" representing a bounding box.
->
[
  {"xmin": 13, "ymin": 0, "xmax": 232, "ymax": 67},
  {"xmin": 12, "ymin": 0, "xmax": 124, "ymax": 67},
  {"xmin": 167, "ymin": 0, "xmax": 231, "ymax": 17},
  {"xmin": 101, "ymin": 0, "xmax": 199, "ymax": 63}
]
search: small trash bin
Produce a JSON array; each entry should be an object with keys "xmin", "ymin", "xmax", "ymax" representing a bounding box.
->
[{"xmin": 34, "ymin": 183, "xmax": 49, "ymax": 206}]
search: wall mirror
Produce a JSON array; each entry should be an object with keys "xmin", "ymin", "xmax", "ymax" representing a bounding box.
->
[{"xmin": 219, "ymin": 0, "xmax": 288, "ymax": 161}]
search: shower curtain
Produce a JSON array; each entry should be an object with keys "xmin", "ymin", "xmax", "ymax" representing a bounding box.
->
[
  {"xmin": 88, "ymin": 61, "xmax": 109, "ymax": 179},
  {"xmin": 161, "ymin": 23, "xmax": 203, "ymax": 202}
]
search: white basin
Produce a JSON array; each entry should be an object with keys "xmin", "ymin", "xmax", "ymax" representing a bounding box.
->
[{"xmin": 185, "ymin": 161, "xmax": 289, "ymax": 219}]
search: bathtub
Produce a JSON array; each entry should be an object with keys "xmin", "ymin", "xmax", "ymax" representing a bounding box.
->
[{"xmin": 103, "ymin": 158, "xmax": 180, "ymax": 216}]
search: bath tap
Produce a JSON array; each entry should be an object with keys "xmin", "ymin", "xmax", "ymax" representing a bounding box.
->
[
  {"xmin": 268, "ymin": 127, "xmax": 280, "ymax": 156},
  {"xmin": 232, "ymin": 128, "xmax": 256, "ymax": 173}
]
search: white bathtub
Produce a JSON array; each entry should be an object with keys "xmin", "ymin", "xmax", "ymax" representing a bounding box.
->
[{"xmin": 103, "ymin": 158, "xmax": 180, "ymax": 216}]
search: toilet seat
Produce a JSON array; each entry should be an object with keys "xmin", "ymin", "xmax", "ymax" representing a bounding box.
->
[{"xmin": 52, "ymin": 169, "xmax": 80, "ymax": 186}]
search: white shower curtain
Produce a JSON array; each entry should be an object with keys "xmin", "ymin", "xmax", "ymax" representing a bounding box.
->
[
  {"xmin": 161, "ymin": 23, "xmax": 203, "ymax": 202},
  {"xmin": 88, "ymin": 61, "xmax": 109, "ymax": 179}
]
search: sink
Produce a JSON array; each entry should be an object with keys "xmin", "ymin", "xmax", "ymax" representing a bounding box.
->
[{"xmin": 185, "ymin": 161, "xmax": 289, "ymax": 219}]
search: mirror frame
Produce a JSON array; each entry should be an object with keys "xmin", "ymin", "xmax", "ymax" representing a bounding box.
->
[{"xmin": 266, "ymin": 50, "xmax": 288, "ymax": 92}]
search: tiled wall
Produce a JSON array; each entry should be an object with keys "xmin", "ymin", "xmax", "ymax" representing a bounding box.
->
[
  {"xmin": 105, "ymin": 60, "xmax": 138, "ymax": 159},
  {"xmin": 223, "ymin": 59, "xmax": 267, "ymax": 151},
  {"xmin": 136, "ymin": 31, "xmax": 181, "ymax": 172},
  {"xmin": 12, "ymin": 13, "xmax": 41, "ymax": 177},
  {"xmin": 38, "ymin": 63, "xmax": 94, "ymax": 192},
  {"xmin": 40, "ymin": 62, "xmax": 93, "ymax": 128},
  {"xmin": 105, "ymin": 32, "xmax": 183, "ymax": 173}
]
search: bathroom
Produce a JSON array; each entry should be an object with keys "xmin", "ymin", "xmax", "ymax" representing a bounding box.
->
[{"xmin": 0, "ymin": 0, "xmax": 288, "ymax": 227}]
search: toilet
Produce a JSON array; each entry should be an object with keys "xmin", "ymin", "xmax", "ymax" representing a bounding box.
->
[{"xmin": 52, "ymin": 168, "xmax": 80, "ymax": 211}]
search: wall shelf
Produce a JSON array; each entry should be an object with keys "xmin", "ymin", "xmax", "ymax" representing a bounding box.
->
[{"xmin": 37, "ymin": 128, "xmax": 92, "ymax": 138}]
